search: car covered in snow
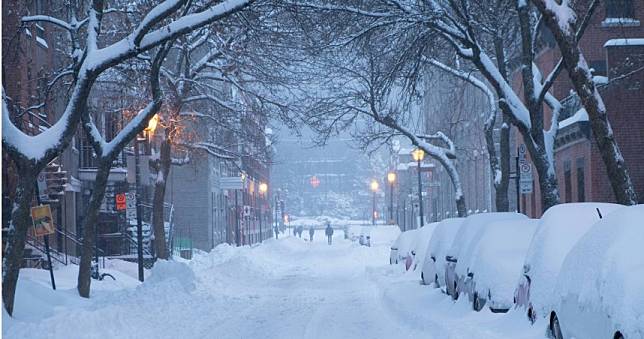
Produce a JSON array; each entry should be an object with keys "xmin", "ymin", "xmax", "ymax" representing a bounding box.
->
[
  {"xmin": 420, "ymin": 218, "xmax": 464, "ymax": 287},
  {"xmin": 465, "ymin": 218, "xmax": 538, "ymax": 312},
  {"xmin": 409, "ymin": 222, "xmax": 438, "ymax": 272},
  {"xmin": 389, "ymin": 228, "xmax": 418, "ymax": 266},
  {"xmin": 547, "ymin": 204, "xmax": 644, "ymax": 339},
  {"xmin": 514, "ymin": 202, "xmax": 624, "ymax": 323},
  {"xmin": 445, "ymin": 212, "xmax": 527, "ymax": 300}
]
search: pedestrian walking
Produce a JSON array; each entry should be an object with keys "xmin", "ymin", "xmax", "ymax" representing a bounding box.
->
[
  {"xmin": 325, "ymin": 223, "xmax": 334, "ymax": 245},
  {"xmin": 309, "ymin": 227, "xmax": 315, "ymax": 242},
  {"xmin": 274, "ymin": 225, "xmax": 279, "ymax": 239},
  {"xmin": 297, "ymin": 226, "xmax": 303, "ymax": 238}
]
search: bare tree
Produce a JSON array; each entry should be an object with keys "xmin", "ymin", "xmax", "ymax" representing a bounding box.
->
[
  {"xmin": 531, "ymin": 0, "xmax": 638, "ymax": 205},
  {"xmin": 2, "ymin": 0, "xmax": 253, "ymax": 315},
  {"xmin": 298, "ymin": 42, "xmax": 469, "ymax": 217}
]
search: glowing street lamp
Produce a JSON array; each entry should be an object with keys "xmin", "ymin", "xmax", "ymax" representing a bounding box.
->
[
  {"xmin": 370, "ymin": 180, "xmax": 379, "ymax": 225},
  {"xmin": 412, "ymin": 147, "xmax": 425, "ymax": 227},
  {"xmin": 387, "ymin": 172, "xmax": 396, "ymax": 224}
]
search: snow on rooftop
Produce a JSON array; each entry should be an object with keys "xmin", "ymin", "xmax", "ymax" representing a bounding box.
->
[
  {"xmin": 559, "ymin": 108, "xmax": 588, "ymax": 129},
  {"xmin": 604, "ymin": 38, "xmax": 644, "ymax": 47}
]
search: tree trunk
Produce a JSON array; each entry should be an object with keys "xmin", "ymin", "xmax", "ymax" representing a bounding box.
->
[
  {"xmin": 2, "ymin": 166, "xmax": 36, "ymax": 316},
  {"xmin": 524, "ymin": 139, "xmax": 560, "ymax": 212},
  {"xmin": 533, "ymin": 0, "xmax": 638, "ymax": 205},
  {"xmin": 497, "ymin": 119, "xmax": 511, "ymax": 211},
  {"xmin": 152, "ymin": 140, "xmax": 171, "ymax": 259},
  {"xmin": 493, "ymin": 36, "xmax": 511, "ymax": 212},
  {"xmin": 77, "ymin": 157, "xmax": 113, "ymax": 298}
]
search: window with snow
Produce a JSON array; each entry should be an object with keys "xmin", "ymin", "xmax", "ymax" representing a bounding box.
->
[{"xmin": 605, "ymin": 0, "xmax": 635, "ymax": 19}]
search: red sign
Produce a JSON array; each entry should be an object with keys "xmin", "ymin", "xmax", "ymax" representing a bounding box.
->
[
  {"xmin": 310, "ymin": 176, "xmax": 320, "ymax": 188},
  {"xmin": 115, "ymin": 193, "xmax": 127, "ymax": 211}
]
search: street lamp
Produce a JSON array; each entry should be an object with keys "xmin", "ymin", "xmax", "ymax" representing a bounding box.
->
[
  {"xmin": 412, "ymin": 147, "xmax": 425, "ymax": 228},
  {"xmin": 258, "ymin": 182, "xmax": 268, "ymax": 242},
  {"xmin": 387, "ymin": 172, "xmax": 396, "ymax": 225},
  {"xmin": 370, "ymin": 179, "xmax": 379, "ymax": 225}
]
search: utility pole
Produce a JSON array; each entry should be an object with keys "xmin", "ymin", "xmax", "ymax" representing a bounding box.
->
[{"xmin": 134, "ymin": 135, "xmax": 144, "ymax": 282}]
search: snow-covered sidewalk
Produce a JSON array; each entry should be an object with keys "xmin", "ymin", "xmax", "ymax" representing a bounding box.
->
[{"xmin": 3, "ymin": 227, "xmax": 546, "ymax": 339}]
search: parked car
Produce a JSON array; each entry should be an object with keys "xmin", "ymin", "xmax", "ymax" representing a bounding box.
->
[
  {"xmin": 547, "ymin": 204, "xmax": 644, "ymax": 339},
  {"xmin": 389, "ymin": 229, "xmax": 418, "ymax": 265},
  {"xmin": 466, "ymin": 218, "xmax": 538, "ymax": 312},
  {"xmin": 409, "ymin": 222, "xmax": 439, "ymax": 272},
  {"xmin": 445, "ymin": 212, "xmax": 527, "ymax": 300},
  {"xmin": 514, "ymin": 203, "xmax": 624, "ymax": 323},
  {"xmin": 420, "ymin": 218, "xmax": 464, "ymax": 287}
]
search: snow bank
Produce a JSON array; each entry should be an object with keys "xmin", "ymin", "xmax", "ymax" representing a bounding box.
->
[
  {"xmin": 523, "ymin": 202, "xmax": 624, "ymax": 317},
  {"xmin": 469, "ymin": 218, "xmax": 539, "ymax": 309},
  {"xmin": 555, "ymin": 204, "xmax": 644, "ymax": 338},
  {"xmin": 146, "ymin": 259, "xmax": 196, "ymax": 292}
]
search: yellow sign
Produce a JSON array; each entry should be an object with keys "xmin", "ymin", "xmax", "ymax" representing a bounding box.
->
[{"xmin": 31, "ymin": 205, "xmax": 55, "ymax": 236}]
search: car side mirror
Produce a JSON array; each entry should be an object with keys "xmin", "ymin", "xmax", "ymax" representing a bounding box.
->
[
  {"xmin": 430, "ymin": 256, "xmax": 436, "ymax": 262},
  {"xmin": 523, "ymin": 264, "xmax": 531, "ymax": 274}
]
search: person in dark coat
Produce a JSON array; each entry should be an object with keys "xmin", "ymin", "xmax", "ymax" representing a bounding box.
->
[{"xmin": 325, "ymin": 223, "xmax": 334, "ymax": 245}]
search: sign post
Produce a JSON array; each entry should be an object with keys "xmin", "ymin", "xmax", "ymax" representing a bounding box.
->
[{"xmin": 31, "ymin": 182, "xmax": 56, "ymax": 290}]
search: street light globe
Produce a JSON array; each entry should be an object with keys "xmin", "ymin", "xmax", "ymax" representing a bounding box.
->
[
  {"xmin": 370, "ymin": 180, "xmax": 379, "ymax": 192},
  {"xmin": 144, "ymin": 114, "xmax": 160, "ymax": 134},
  {"xmin": 387, "ymin": 172, "xmax": 396, "ymax": 184},
  {"xmin": 412, "ymin": 148, "xmax": 425, "ymax": 162},
  {"xmin": 259, "ymin": 182, "xmax": 268, "ymax": 194}
]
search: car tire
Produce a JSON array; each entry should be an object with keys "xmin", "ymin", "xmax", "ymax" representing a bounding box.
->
[
  {"xmin": 613, "ymin": 332, "xmax": 624, "ymax": 339},
  {"xmin": 549, "ymin": 313, "xmax": 564, "ymax": 339},
  {"xmin": 527, "ymin": 306, "xmax": 536, "ymax": 324},
  {"xmin": 452, "ymin": 281, "xmax": 459, "ymax": 300},
  {"xmin": 472, "ymin": 292, "xmax": 486, "ymax": 312}
]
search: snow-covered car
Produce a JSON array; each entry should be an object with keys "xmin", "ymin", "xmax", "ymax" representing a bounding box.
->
[
  {"xmin": 547, "ymin": 204, "xmax": 644, "ymax": 339},
  {"xmin": 514, "ymin": 202, "xmax": 624, "ymax": 323},
  {"xmin": 466, "ymin": 218, "xmax": 538, "ymax": 312},
  {"xmin": 389, "ymin": 229, "xmax": 418, "ymax": 266},
  {"xmin": 420, "ymin": 218, "xmax": 464, "ymax": 287},
  {"xmin": 409, "ymin": 222, "xmax": 438, "ymax": 272},
  {"xmin": 445, "ymin": 212, "xmax": 527, "ymax": 300}
]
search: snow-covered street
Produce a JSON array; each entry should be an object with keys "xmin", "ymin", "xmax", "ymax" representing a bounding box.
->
[{"xmin": 3, "ymin": 227, "xmax": 547, "ymax": 339}]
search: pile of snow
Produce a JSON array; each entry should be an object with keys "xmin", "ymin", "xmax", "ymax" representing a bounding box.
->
[
  {"xmin": 146, "ymin": 259, "xmax": 196, "ymax": 292},
  {"xmin": 468, "ymin": 218, "xmax": 539, "ymax": 310},
  {"xmin": 451, "ymin": 212, "xmax": 527, "ymax": 279},
  {"xmin": 421, "ymin": 218, "xmax": 465, "ymax": 286},
  {"xmin": 523, "ymin": 202, "xmax": 624, "ymax": 318}
]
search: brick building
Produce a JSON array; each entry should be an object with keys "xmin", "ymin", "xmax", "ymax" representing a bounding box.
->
[{"xmin": 517, "ymin": 0, "xmax": 644, "ymax": 217}]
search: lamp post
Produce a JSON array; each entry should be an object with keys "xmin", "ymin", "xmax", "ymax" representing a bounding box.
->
[
  {"xmin": 370, "ymin": 179, "xmax": 379, "ymax": 225},
  {"xmin": 412, "ymin": 148, "xmax": 425, "ymax": 228},
  {"xmin": 387, "ymin": 172, "xmax": 396, "ymax": 224},
  {"xmin": 258, "ymin": 182, "xmax": 268, "ymax": 242}
]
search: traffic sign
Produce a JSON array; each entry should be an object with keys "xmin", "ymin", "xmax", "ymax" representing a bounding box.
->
[{"xmin": 115, "ymin": 193, "xmax": 127, "ymax": 211}]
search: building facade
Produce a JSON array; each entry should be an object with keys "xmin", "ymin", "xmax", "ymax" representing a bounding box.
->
[{"xmin": 517, "ymin": 0, "xmax": 644, "ymax": 217}]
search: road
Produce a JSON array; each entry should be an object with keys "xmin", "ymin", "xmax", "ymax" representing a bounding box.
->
[{"xmin": 4, "ymin": 227, "xmax": 545, "ymax": 339}]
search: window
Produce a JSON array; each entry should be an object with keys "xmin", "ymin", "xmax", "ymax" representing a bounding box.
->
[
  {"xmin": 605, "ymin": 0, "xmax": 635, "ymax": 19},
  {"xmin": 590, "ymin": 60, "xmax": 607, "ymax": 77},
  {"xmin": 576, "ymin": 158, "xmax": 586, "ymax": 202},
  {"xmin": 564, "ymin": 160, "xmax": 572, "ymax": 203}
]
